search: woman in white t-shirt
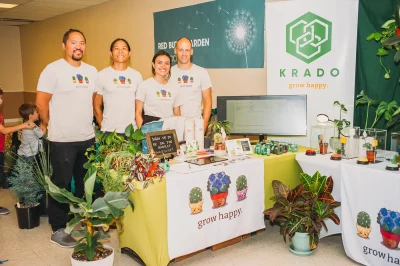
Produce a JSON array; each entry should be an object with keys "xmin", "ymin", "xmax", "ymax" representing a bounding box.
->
[{"xmin": 135, "ymin": 51, "xmax": 183, "ymax": 128}]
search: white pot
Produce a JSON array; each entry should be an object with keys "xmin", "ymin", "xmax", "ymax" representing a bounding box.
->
[
  {"xmin": 214, "ymin": 149, "xmax": 226, "ymax": 157},
  {"xmin": 71, "ymin": 245, "xmax": 114, "ymax": 266}
]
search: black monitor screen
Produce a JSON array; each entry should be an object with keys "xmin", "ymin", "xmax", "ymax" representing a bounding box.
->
[{"xmin": 217, "ymin": 95, "xmax": 307, "ymax": 136}]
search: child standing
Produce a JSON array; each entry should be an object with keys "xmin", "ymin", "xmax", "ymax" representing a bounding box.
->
[
  {"xmin": 0, "ymin": 88, "xmax": 36, "ymax": 215},
  {"xmin": 17, "ymin": 104, "xmax": 44, "ymax": 162}
]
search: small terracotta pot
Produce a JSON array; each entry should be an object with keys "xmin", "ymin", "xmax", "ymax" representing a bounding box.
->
[
  {"xmin": 210, "ymin": 191, "xmax": 228, "ymax": 208},
  {"xmin": 356, "ymin": 224, "xmax": 371, "ymax": 238},
  {"xmin": 189, "ymin": 200, "xmax": 204, "ymax": 214},
  {"xmin": 366, "ymin": 151, "xmax": 377, "ymax": 163},
  {"xmin": 381, "ymin": 229, "xmax": 400, "ymax": 249},
  {"xmin": 214, "ymin": 143, "xmax": 226, "ymax": 150}
]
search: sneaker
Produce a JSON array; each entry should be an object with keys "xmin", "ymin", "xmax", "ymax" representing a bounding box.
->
[
  {"xmin": 0, "ymin": 206, "xmax": 9, "ymax": 215},
  {"xmin": 50, "ymin": 228, "xmax": 78, "ymax": 248}
]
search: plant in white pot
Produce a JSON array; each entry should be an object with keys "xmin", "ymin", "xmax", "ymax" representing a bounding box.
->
[
  {"xmin": 8, "ymin": 157, "xmax": 43, "ymax": 229},
  {"xmin": 264, "ymin": 171, "xmax": 341, "ymax": 255},
  {"xmin": 43, "ymin": 164, "xmax": 133, "ymax": 265}
]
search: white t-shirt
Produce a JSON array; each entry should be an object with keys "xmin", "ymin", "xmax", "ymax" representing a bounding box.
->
[
  {"xmin": 170, "ymin": 64, "xmax": 212, "ymax": 119},
  {"xmin": 37, "ymin": 59, "xmax": 98, "ymax": 142},
  {"xmin": 136, "ymin": 78, "xmax": 183, "ymax": 118},
  {"xmin": 97, "ymin": 66, "xmax": 142, "ymax": 133}
]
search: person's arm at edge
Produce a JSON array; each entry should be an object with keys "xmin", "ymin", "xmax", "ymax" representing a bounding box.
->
[
  {"xmin": 36, "ymin": 91, "xmax": 52, "ymax": 135},
  {"xmin": 202, "ymin": 88, "xmax": 212, "ymax": 134},
  {"xmin": 93, "ymin": 93, "xmax": 103, "ymax": 128},
  {"xmin": 173, "ymin": 106, "xmax": 181, "ymax": 116},
  {"xmin": 0, "ymin": 122, "xmax": 34, "ymax": 135},
  {"xmin": 135, "ymin": 100, "xmax": 144, "ymax": 129}
]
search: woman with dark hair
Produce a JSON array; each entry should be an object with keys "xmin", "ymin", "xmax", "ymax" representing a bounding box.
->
[
  {"xmin": 135, "ymin": 50, "xmax": 183, "ymax": 128},
  {"xmin": 94, "ymin": 38, "xmax": 143, "ymax": 134}
]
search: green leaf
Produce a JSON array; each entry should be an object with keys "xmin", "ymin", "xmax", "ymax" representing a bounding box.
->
[
  {"xmin": 124, "ymin": 123, "xmax": 135, "ymax": 138},
  {"xmin": 131, "ymin": 128, "xmax": 145, "ymax": 141},
  {"xmin": 83, "ymin": 161, "xmax": 91, "ymax": 169},
  {"xmin": 92, "ymin": 191, "xmax": 130, "ymax": 214},
  {"xmin": 384, "ymin": 35, "xmax": 400, "ymax": 46},
  {"xmin": 381, "ymin": 19, "xmax": 396, "ymax": 29},
  {"xmin": 74, "ymin": 243, "xmax": 88, "ymax": 253},
  {"xmin": 70, "ymin": 204, "xmax": 83, "ymax": 214},
  {"xmin": 299, "ymin": 173, "xmax": 312, "ymax": 191},
  {"xmin": 314, "ymin": 201, "xmax": 326, "ymax": 217},
  {"xmin": 104, "ymin": 199, "xmax": 124, "ymax": 218},
  {"xmin": 45, "ymin": 175, "xmax": 85, "ymax": 205},
  {"xmin": 87, "ymin": 211, "xmax": 108, "ymax": 219},
  {"xmin": 309, "ymin": 231, "xmax": 319, "ymax": 250},
  {"xmin": 377, "ymin": 48, "xmax": 389, "ymax": 56},
  {"xmin": 71, "ymin": 230, "xmax": 87, "ymax": 239},
  {"xmin": 89, "ymin": 215, "xmax": 114, "ymax": 227},
  {"xmin": 395, "ymin": 50, "xmax": 400, "ymax": 62},
  {"xmin": 65, "ymin": 216, "xmax": 84, "ymax": 234},
  {"xmin": 84, "ymin": 165, "xmax": 97, "ymax": 207}
]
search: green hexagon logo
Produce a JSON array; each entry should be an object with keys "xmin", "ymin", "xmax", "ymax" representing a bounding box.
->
[{"xmin": 286, "ymin": 12, "xmax": 332, "ymax": 64}]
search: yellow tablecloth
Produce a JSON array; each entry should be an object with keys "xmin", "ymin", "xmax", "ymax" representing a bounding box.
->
[
  {"xmin": 251, "ymin": 146, "xmax": 307, "ymax": 209},
  {"xmin": 119, "ymin": 148, "xmax": 306, "ymax": 266}
]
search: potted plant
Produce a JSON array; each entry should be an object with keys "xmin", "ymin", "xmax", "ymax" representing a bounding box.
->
[
  {"xmin": 207, "ymin": 172, "xmax": 231, "ymax": 208},
  {"xmin": 366, "ymin": 5, "xmax": 400, "ymax": 79},
  {"xmin": 330, "ymin": 101, "xmax": 350, "ymax": 151},
  {"xmin": 264, "ymin": 171, "xmax": 341, "ymax": 254},
  {"xmin": 43, "ymin": 164, "xmax": 133, "ymax": 265},
  {"xmin": 208, "ymin": 120, "xmax": 232, "ymax": 156},
  {"xmin": 8, "ymin": 158, "xmax": 43, "ymax": 229},
  {"xmin": 377, "ymin": 208, "xmax": 400, "ymax": 249},
  {"xmin": 189, "ymin": 187, "xmax": 203, "ymax": 214},
  {"xmin": 236, "ymin": 175, "xmax": 248, "ymax": 201}
]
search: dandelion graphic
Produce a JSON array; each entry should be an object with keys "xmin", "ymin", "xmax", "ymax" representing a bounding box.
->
[
  {"xmin": 225, "ymin": 10, "xmax": 257, "ymax": 68},
  {"xmin": 218, "ymin": 5, "xmax": 230, "ymax": 15},
  {"xmin": 187, "ymin": 24, "xmax": 198, "ymax": 30},
  {"xmin": 207, "ymin": 18, "xmax": 214, "ymax": 26},
  {"xmin": 196, "ymin": 10, "xmax": 203, "ymax": 16}
]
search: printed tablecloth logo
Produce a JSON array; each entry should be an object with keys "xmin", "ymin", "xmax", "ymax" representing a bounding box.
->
[
  {"xmin": 377, "ymin": 208, "xmax": 400, "ymax": 249},
  {"xmin": 189, "ymin": 187, "xmax": 203, "ymax": 214},
  {"xmin": 356, "ymin": 211, "xmax": 371, "ymax": 238},
  {"xmin": 286, "ymin": 12, "xmax": 332, "ymax": 64},
  {"xmin": 207, "ymin": 172, "xmax": 231, "ymax": 208}
]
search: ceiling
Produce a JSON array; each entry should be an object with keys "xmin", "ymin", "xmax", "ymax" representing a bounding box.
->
[{"xmin": 0, "ymin": 0, "xmax": 112, "ymax": 26}]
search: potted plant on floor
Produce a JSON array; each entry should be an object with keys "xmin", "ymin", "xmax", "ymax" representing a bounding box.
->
[
  {"xmin": 264, "ymin": 171, "xmax": 341, "ymax": 255},
  {"xmin": 40, "ymin": 158, "xmax": 133, "ymax": 265},
  {"xmin": 8, "ymin": 157, "xmax": 43, "ymax": 229}
]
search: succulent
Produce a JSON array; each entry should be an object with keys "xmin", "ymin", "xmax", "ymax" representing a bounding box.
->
[
  {"xmin": 236, "ymin": 175, "xmax": 247, "ymax": 191},
  {"xmin": 178, "ymin": 77, "xmax": 181, "ymax": 81},
  {"xmin": 363, "ymin": 142, "xmax": 372, "ymax": 151},
  {"xmin": 190, "ymin": 77, "xmax": 193, "ymax": 80},
  {"xmin": 189, "ymin": 187, "xmax": 203, "ymax": 204},
  {"xmin": 128, "ymin": 78, "xmax": 131, "ymax": 84},
  {"xmin": 72, "ymin": 76, "xmax": 76, "ymax": 80},
  {"xmin": 392, "ymin": 155, "xmax": 399, "ymax": 164},
  {"xmin": 377, "ymin": 208, "xmax": 400, "ymax": 236},
  {"xmin": 214, "ymin": 133, "xmax": 222, "ymax": 144},
  {"xmin": 357, "ymin": 211, "xmax": 371, "ymax": 228},
  {"xmin": 85, "ymin": 77, "xmax": 88, "ymax": 81},
  {"xmin": 113, "ymin": 78, "xmax": 117, "ymax": 82},
  {"xmin": 207, "ymin": 172, "xmax": 231, "ymax": 196}
]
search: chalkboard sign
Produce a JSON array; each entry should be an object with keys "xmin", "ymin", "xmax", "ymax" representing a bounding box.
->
[{"xmin": 145, "ymin": 130, "xmax": 179, "ymax": 158}]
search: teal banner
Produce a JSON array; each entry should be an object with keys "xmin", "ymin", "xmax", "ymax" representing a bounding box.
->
[{"xmin": 153, "ymin": 0, "xmax": 265, "ymax": 68}]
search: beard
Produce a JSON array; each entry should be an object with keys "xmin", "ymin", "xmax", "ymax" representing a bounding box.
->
[{"xmin": 72, "ymin": 50, "xmax": 83, "ymax": 61}]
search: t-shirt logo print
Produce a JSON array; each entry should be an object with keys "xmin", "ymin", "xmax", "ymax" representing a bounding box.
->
[
  {"xmin": 75, "ymin": 74, "xmax": 84, "ymax": 83},
  {"xmin": 119, "ymin": 76, "xmax": 126, "ymax": 84},
  {"xmin": 161, "ymin": 89, "xmax": 167, "ymax": 97},
  {"xmin": 128, "ymin": 78, "xmax": 132, "ymax": 84},
  {"xmin": 178, "ymin": 77, "xmax": 181, "ymax": 84},
  {"xmin": 182, "ymin": 75, "xmax": 189, "ymax": 83},
  {"xmin": 190, "ymin": 77, "xmax": 194, "ymax": 83}
]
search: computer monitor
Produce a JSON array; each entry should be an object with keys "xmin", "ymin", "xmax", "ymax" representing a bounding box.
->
[{"xmin": 217, "ymin": 95, "xmax": 307, "ymax": 138}]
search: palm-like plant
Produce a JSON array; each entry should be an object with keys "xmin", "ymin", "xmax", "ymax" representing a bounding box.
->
[{"xmin": 264, "ymin": 171, "xmax": 340, "ymax": 250}]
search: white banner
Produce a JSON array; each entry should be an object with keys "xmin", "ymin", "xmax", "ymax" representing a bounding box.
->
[
  {"xmin": 167, "ymin": 157, "xmax": 265, "ymax": 259},
  {"xmin": 341, "ymin": 160, "xmax": 400, "ymax": 266},
  {"xmin": 266, "ymin": 0, "xmax": 359, "ymax": 146}
]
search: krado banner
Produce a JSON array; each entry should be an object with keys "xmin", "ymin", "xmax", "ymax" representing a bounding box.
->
[
  {"xmin": 167, "ymin": 157, "xmax": 264, "ymax": 259},
  {"xmin": 153, "ymin": 0, "xmax": 265, "ymax": 68},
  {"xmin": 266, "ymin": 0, "xmax": 359, "ymax": 145}
]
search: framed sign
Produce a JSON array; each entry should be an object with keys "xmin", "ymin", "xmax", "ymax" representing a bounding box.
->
[
  {"xmin": 225, "ymin": 138, "xmax": 253, "ymax": 157},
  {"xmin": 145, "ymin": 130, "xmax": 179, "ymax": 159}
]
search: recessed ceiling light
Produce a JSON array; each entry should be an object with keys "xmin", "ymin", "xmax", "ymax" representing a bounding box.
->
[{"xmin": 0, "ymin": 3, "xmax": 18, "ymax": 8}]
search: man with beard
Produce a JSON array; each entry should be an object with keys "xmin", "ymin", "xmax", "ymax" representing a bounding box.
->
[{"xmin": 36, "ymin": 29, "xmax": 98, "ymax": 248}]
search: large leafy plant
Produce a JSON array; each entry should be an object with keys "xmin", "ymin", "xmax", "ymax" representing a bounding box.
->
[
  {"xmin": 366, "ymin": 5, "xmax": 400, "ymax": 79},
  {"xmin": 333, "ymin": 101, "xmax": 350, "ymax": 137},
  {"xmin": 355, "ymin": 90, "xmax": 398, "ymax": 129},
  {"xmin": 264, "ymin": 171, "xmax": 341, "ymax": 250},
  {"xmin": 44, "ymin": 166, "xmax": 133, "ymax": 261}
]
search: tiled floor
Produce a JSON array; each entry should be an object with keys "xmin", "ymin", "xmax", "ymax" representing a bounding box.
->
[{"xmin": 0, "ymin": 188, "xmax": 359, "ymax": 266}]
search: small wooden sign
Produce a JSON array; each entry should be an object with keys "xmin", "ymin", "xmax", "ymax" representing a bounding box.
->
[{"xmin": 145, "ymin": 129, "xmax": 179, "ymax": 158}]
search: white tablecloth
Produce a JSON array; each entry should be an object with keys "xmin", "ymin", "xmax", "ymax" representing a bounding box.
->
[
  {"xmin": 167, "ymin": 156, "xmax": 265, "ymax": 259},
  {"xmin": 295, "ymin": 153, "xmax": 342, "ymax": 237},
  {"xmin": 341, "ymin": 159, "xmax": 400, "ymax": 266}
]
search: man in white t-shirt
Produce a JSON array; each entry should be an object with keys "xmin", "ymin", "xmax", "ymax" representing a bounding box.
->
[
  {"xmin": 94, "ymin": 38, "xmax": 142, "ymax": 134},
  {"xmin": 36, "ymin": 29, "xmax": 98, "ymax": 248},
  {"xmin": 170, "ymin": 37, "xmax": 212, "ymax": 132}
]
